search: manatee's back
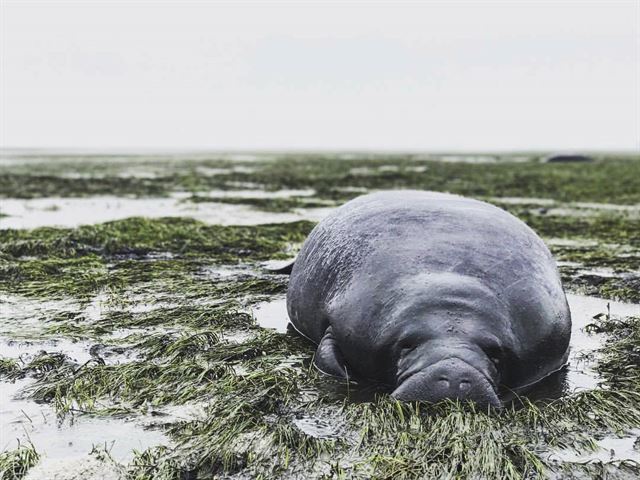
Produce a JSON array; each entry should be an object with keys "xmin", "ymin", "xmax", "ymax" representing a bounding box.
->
[
  {"xmin": 287, "ymin": 192, "xmax": 381, "ymax": 341},
  {"xmin": 286, "ymin": 191, "xmax": 570, "ymax": 366}
]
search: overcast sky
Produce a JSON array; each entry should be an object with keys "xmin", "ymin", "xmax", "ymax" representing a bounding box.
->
[{"xmin": 1, "ymin": 0, "xmax": 638, "ymax": 151}]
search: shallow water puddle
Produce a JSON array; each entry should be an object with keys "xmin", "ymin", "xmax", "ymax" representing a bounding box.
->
[
  {"xmin": 0, "ymin": 337, "xmax": 94, "ymax": 364},
  {"xmin": 23, "ymin": 456, "xmax": 126, "ymax": 480},
  {"xmin": 0, "ymin": 380, "xmax": 167, "ymax": 463},
  {"xmin": 576, "ymin": 266, "xmax": 640, "ymax": 281},
  {"xmin": 566, "ymin": 294, "xmax": 640, "ymax": 391},
  {"xmin": 0, "ymin": 194, "xmax": 332, "ymax": 229},
  {"xmin": 292, "ymin": 415, "xmax": 342, "ymax": 439},
  {"xmin": 492, "ymin": 197, "xmax": 557, "ymax": 206},
  {"xmin": 545, "ymin": 238, "xmax": 600, "ymax": 248},
  {"xmin": 0, "ymin": 336, "xmax": 140, "ymax": 366},
  {"xmin": 551, "ymin": 429, "xmax": 640, "ymax": 465},
  {"xmin": 199, "ymin": 264, "xmax": 256, "ymax": 280},
  {"xmin": 0, "ymin": 291, "xmax": 167, "ymax": 352},
  {"xmin": 251, "ymin": 297, "xmax": 289, "ymax": 333},
  {"xmin": 0, "ymin": 294, "xmax": 82, "ymax": 337},
  {"xmin": 192, "ymin": 188, "xmax": 315, "ymax": 199},
  {"xmin": 0, "ymin": 196, "xmax": 185, "ymax": 229},
  {"xmin": 491, "ymin": 197, "xmax": 640, "ymax": 220}
]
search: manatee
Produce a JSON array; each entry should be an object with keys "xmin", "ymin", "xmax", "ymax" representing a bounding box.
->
[{"xmin": 286, "ymin": 191, "xmax": 571, "ymax": 407}]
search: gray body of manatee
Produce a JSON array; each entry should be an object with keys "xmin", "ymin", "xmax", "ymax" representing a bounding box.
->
[{"xmin": 286, "ymin": 191, "xmax": 571, "ymax": 407}]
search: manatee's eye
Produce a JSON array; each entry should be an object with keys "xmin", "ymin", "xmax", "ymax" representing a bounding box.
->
[
  {"xmin": 398, "ymin": 339, "xmax": 417, "ymax": 356},
  {"xmin": 400, "ymin": 345, "xmax": 415, "ymax": 354},
  {"xmin": 482, "ymin": 343, "xmax": 504, "ymax": 367}
]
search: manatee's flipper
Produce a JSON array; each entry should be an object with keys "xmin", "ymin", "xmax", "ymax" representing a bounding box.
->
[
  {"xmin": 314, "ymin": 326, "xmax": 349, "ymax": 379},
  {"xmin": 266, "ymin": 261, "xmax": 295, "ymax": 275}
]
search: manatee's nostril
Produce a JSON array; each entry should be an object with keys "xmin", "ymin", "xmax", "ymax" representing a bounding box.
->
[
  {"xmin": 437, "ymin": 377, "xmax": 450, "ymax": 388},
  {"xmin": 459, "ymin": 380, "xmax": 471, "ymax": 391}
]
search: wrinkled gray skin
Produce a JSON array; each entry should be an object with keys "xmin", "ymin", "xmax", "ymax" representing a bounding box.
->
[{"xmin": 286, "ymin": 191, "xmax": 571, "ymax": 408}]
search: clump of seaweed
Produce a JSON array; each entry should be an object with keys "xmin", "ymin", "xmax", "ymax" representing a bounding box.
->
[
  {"xmin": 126, "ymin": 446, "xmax": 185, "ymax": 480},
  {"xmin": 587, "ymin": 315, "xmax": 640, "ymax": 391},
  {"xmin": 0, "ymin": 218, "xmax": 309, "ymax": 305},
  {"xmin": 0, "ymin": 443, "xmax": 40, "ymax": 480},
  {"xmin": 0, "ymin": 357, "xmax": 20, "ymax": 378},
  {"xmin": 0, "ymin": 217, "xmax": 313, "ymax": 262}
]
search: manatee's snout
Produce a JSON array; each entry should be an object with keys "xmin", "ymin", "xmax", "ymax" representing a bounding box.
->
[{"xmin": 391, "ymin": 358, "xmax": 501, "ymax": 408}]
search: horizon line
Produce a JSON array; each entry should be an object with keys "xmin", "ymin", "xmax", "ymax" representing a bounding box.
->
[{"xmin": 2, "ymin": 147, "xmax": 639, "ymax": 156}]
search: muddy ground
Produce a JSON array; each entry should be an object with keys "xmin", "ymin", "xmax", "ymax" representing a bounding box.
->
[{"xmin": 0, "ymin": 151, "xmax": 639, "ymax": 479}]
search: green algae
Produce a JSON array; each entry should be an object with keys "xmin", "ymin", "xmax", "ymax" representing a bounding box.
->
[
  {"xmin": 1, "ymin": 153, "xmax": 640, "ymax": 479},
  {"xmin": 49, "ymin": 303, "xmax": 255, "ymax": 339},
  {"xmin": 0, "ymin": 256, "xmax": 108, "ymax": 299},
  {"xmin": 215, "ymin": 154, "xmax": 640, "ymax": 205},
  {"xmin": 0, "ymin": 357, "xmax": 20, "ymax": 378},
  {"xmin": 0, "ymin": 443, "xmax": 40, "ymax": 480},
  {"xmin": 0, "ymin": 217, "xmax": 313, "ymax": 261},
  {"xmin": 511, "ymin": 210, "xmax": 640, "ymax": 247},
  {"xmin": 0, "ymin": 173, "xmax": 173, "ymax": 199},
  {"xmin": 0, "ymin": 219, "xmax": 310, "ymax": 307},
  {"xmin": 2, "ymin": 153, "xmax": 640, "ymax": 204},
  {"xmin": 587, "ymin": 314, "xmax": 640, "ymax": 388},
  {"xmin": 563, "ymin": 272, "xmax": 640, "ymax": 304}
]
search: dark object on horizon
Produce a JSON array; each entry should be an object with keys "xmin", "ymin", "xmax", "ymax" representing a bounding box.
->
[
  {"xmin": 543, "ymin": 153, "xmax": 594, "ymax": 163},
  {"xmin": 284, "ymin": 191, "xmax": 572, "ymax": 408}
]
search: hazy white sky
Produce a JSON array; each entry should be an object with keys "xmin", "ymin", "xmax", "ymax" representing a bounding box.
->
[{"xmin": 1, "ymin": 0, "xmax": 638, "ymax": 151}]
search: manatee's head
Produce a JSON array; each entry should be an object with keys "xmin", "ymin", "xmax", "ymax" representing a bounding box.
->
[
  {"xmin": 389, "ymin": 332, "xmax": 507, "ymax": 409},
  {"xmin": 367, "ymin": 272, "xmax": 515, "ymax": 408}
]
